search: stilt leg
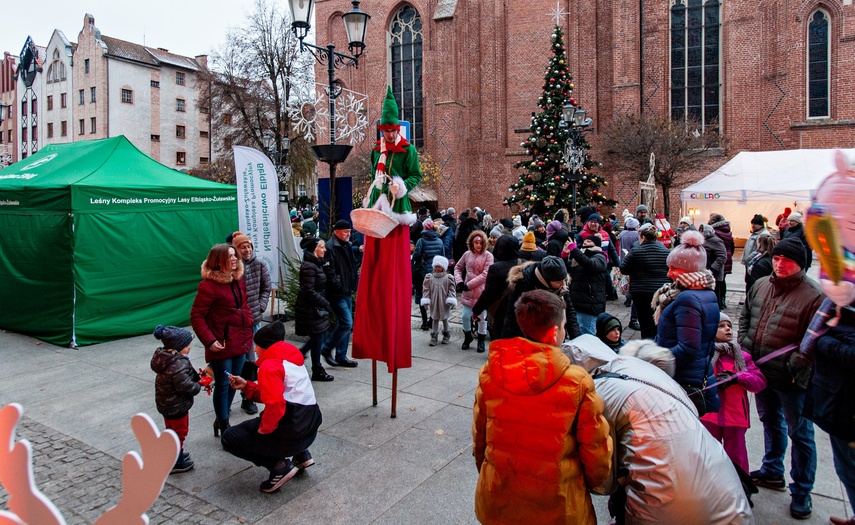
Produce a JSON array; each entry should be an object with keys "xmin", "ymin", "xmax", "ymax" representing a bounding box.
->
[
  {"xmin": 372, "ymin": 359, "xmax": 378, "ymax": 406},
  {"xmin": 391, "ymin": 369, "xmax": 398, "ymax": 418}
]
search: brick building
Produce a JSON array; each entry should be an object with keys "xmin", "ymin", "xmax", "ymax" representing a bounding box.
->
[
  {"xmin": 0, "ymin": 52, "xmax": 19, "ymax": 168},
  {"xmin": 314, "ymin": 0, "xmax": 855, "ymax": 219}
]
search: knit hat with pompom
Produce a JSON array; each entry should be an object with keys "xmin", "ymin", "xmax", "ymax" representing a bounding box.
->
[{"xmin": 666, "ymin": 230, "xmax": 707, "ymax": 272}]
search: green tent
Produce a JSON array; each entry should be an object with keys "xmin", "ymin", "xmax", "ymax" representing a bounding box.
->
[{"xmin": 0, "ymin": 136, "xmax": 237, "ymax": 346}]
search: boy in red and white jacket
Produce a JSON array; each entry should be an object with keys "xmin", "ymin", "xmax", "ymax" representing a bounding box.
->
[{"xmin": 223, "ymin": 321, "xmax": 323, "ymax": 493}]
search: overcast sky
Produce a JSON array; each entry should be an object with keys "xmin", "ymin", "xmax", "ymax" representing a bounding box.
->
[{"xmin": 2, "ymin": 0, "xmax": 260, "ymax": 60}]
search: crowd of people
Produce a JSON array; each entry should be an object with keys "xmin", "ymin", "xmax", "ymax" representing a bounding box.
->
[{"xmin": 143, "ymin": 200, "xmax": 853, "ymax": 525}]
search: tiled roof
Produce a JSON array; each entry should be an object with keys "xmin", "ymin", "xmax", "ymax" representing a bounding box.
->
[
  {"xmin": 101, "ymin": 35, "xmax": 158, "ymax": 66},
  {"xmin": 146, "ymin": 48, "xmax": 200, "ymax": 71}
]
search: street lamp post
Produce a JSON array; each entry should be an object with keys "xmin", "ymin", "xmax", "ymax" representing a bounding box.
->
[
  {"xmin": 560, "ymin": 103, "xmax": 593, "ymax": 235},
  {"xmin": 261, "ymin": 132, "xmax": 291, "ymax": 201},
  {"xmin": 288, "ymin": 0, "xmax": 370, "ymax": 233}
]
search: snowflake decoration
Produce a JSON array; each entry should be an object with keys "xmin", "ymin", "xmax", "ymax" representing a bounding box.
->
[
  {"xmin": 287, "ymin": 83, "xmax": 328, "ymax": 143},
  {"xmin": 334, "ymin": 89, "xmax": 370, "ymax": 145},
  {"xmin": 549, "ymin": 0, "xmax": 570, "ymax": 26},
  {"xmin": 563, "ymin": 139, "xmax": 586, "ymax": 173}
]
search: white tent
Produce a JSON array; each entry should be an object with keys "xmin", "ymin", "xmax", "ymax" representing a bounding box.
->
[{"xmin": 680, "ymin": 148, "xmax": 855, "ymax": 239}]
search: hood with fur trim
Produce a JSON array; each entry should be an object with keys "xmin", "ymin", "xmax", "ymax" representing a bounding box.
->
[
  {"xmin": 467, "ymin": 229, "xmax": 489, "ymax": 253},
  {"xmin": 507, "ymin": 260, "xmax": 571, "ymax": 293},
  {"xmin": 201, "ymin": 258, "xmax": 245, "ymax": 283}
]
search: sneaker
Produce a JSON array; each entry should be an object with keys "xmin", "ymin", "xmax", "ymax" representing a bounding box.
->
[
  {"xmin": 441, "ymin": 331, "xmax": 450, "ymax": 344},
  {"xmin": 241, "ymin": 398, "xmax": 259, "ymax": 415},
  {"xmin": 749, "ymin": 469, "xmax": 786, "ymax": 491},
  {"xmin": 171, "ymin": 456, "xmax": 195, "ymax": 474},
  {"xmin": 178, "ymin": 450, "xmax": 192, "ymax": 462},
  {"xmin": 259, "ymin": 459, "xmax": 299, "ymax": 493},
  {"xmin": 292, "ymin": 450, "xmax": 315, "ymax": 470},
  {"xmin": 429, "ymin": 333, "xmax": 438, "ymax": 346},
  {"xmin": 335, "ymin": 356, "xmax": 358, "ymax": 368},
  {"xmin": 789, "ymin": 493, "xmax": 812, "ymax": 520},
  {"xmin": 628, "ymin": 319, "xmax": 641, "ymax": 331}
]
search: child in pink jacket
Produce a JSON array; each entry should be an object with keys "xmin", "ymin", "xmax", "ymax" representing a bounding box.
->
[{"xmin": 700, "ymin": 313, "xmax": 767, "ymax": 472}]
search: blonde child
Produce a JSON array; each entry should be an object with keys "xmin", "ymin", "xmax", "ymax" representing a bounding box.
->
[
  {"xmin": 700, "ymin": 313, "xmax": 767, "ymax": 472},
  {"xmin": 150, "ymin": 325, "xmax": 206, "ymax": 474},
  {"xmin": 420, "ymin": 255, "xmax": 457, "ymax": 346}
]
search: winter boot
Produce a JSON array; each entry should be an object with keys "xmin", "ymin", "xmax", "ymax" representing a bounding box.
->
[
  {"xmin": 441, "ymin": 331, "xmax": 451, "ymax": 344},
  {"xmin": 476, "ymin": 334, "xmax": 487, "ymax": 353},
  {"xmin": 213, "ymin": 418, "xmax": 230, "ymax": 437},
  {"xmin": 462, "ymin": 330, "xmax": 473, "ymax": 350},
  {"xmin": 419, "ymin": 306, "xmax": 430, "ymax": 331},
  {"xmin": 312, "ymin": 365, "xmax": 334, "ymax": 382},
  {"xmin": 429, "ymin": 332, "xmax": 438, "ymax": 346}
]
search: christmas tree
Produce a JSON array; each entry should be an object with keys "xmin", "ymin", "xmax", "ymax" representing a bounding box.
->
[{"xmin": 505, "ymin": 25, "xmax": 616, "ymax": 220}]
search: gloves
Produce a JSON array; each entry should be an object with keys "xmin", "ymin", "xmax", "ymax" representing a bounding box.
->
[
  {"xmin": 456, "ymin": 282, "xmax": 467, "ymax": 293},
  {"xmin": 374, "ymin": 172, "xmax": 387, "ymax": 189},
  {"xmin": 715, "ymin": 370, "xmax": 735, "ymax": 389}
]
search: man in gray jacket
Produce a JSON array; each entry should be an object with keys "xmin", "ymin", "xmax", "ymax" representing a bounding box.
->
[
  {"xmin": 738, "ymin": 237, "xmax": 823, "ymax": 520},
  {"xmin": 232, "ymin": 231, "xmax": 273, "ymax": 415}
]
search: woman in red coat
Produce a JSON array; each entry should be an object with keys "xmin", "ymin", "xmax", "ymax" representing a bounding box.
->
[{"xmin": 190, "ymin": 243, "xmax": 253, "ymax": 436}]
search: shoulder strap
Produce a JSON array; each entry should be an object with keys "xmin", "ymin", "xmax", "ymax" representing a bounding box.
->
[{"xmin": 593, "ymin": 370, "xmax": 697, "ymax": 413}]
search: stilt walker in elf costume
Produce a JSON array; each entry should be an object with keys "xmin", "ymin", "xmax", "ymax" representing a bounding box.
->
[{"xmin": 352, "ymin": 88, "xmax": 422, "ymax": 417}]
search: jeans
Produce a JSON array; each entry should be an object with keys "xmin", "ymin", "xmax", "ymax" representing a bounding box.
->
[
  {"xmin": 755, "ymin": 386, "xmax": 817, "ymax": 496},
  {"xmin": 210, "ymin": 354, "xmax": 246, "ymax": 421},
  {"xmin": 576, "ymin": 312, "xmax": 597, "ymax": 336},
  {"xmin": 830, "ymin": 434, "xmax": 855, "ymax": 514},
  {"xmin": 301, "ymin": 331, "xmax": 327, "ymax": 368},
  {"xmin": 241, "ymin": 322, "xmax": 261, "ymax": 401},
  {"xmin": 461, "ymin": 305, "xmax": 487, "ymax": 335},
  {"xmin": 324, "ymin": 295, "xmax": 353, "ymax": 360}
]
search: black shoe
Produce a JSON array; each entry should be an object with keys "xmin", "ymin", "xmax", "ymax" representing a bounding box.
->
[
  {"xmin": 179, "ymin": 450, "xmax": 191, "ymax": 462},
  {"xmin": 241, "ymin": 398, "xmax": 258, "ymax": 415},
  {"xmin": 213, "ymin": 418, "xmax": 230, "ymax": 437},
  {"xmin": 623, "ymin": 297, "xmax": 632, "ymax": 307},
  {"xmin": 628, "ymin": 320, "xmax": 641, "ymax": 331},
  {"xmin": 322, "ymin": 349, "xmax": 338, "ymax": 367},
  {"xmin": 749, "ymin": 469, "xmax": 786, "ymax": 491},
  {"xmin": 789, "ymin": 493, "xmax": 812, "ymax": 520},
  {"xmin": 312, "ymin": 366, "xmax": 334, "ymax": 382},
  {"xmin": 462, "ymin": 331, "xmax": 473, "ymax": 350},
  {"xmin": 476, "ymin": 334, "xmax": 486, "ymax": 353},
  {"xmin": 259, "ymin": 459, "xmax": 299, "ymax": 493},
  {"xmin": 171, "ymin": 456, "xmax": 195, "ymax": 474},
  {"xmin": 719, "ymin": 302, "xmax": 727, "ymax": 310},
  {"xmin": 336, "ymin": 356, "xmax": 358, "ymax": 368},
  {"xmin": 293, "ymin": 450, "xmax": 315, "ymax": 470}
]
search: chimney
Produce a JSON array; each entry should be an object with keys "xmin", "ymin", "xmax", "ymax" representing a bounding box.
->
[{"xmin": 195, "ymin": 54, "xmax": 208, "ymax": 68}]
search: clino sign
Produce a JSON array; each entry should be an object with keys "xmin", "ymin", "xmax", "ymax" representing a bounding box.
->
[{"xmin": 689, "ymin": 193, "xmax": 721, "ymax": 199}]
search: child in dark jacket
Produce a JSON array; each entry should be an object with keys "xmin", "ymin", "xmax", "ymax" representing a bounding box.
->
[{"xmin": 150, "ymin": 324, "xmax": 205, "ymax": 474}]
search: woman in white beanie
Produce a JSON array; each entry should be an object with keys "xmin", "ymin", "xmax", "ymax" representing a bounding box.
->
[{"xmin": 653, "ymin": 230, "xmax": 721, "ymax": 416}]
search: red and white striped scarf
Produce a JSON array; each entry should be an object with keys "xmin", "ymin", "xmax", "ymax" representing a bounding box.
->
[{"xmin": 375, "ymin": 133, "xmax": 403, "ymax": 179}]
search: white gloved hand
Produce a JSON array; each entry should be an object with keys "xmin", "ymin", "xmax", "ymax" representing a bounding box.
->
[{"xmin": 374, "ymin": 172, "xmax": 387, "ymax": 189}]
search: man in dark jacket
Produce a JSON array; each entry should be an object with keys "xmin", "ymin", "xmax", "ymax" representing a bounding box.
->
[
  {"xmin": 709, "ymin": 213, "xmax": 735, "ymax": 309},
  {"xmin": 232, "ymin": 231, "xmax": 272, "ymax": 415},
  {"xmin": 700, "ymin": 224, "xmax": 727, "ymax": 297},
  {"xmin": 321, "ymin": 220, "xmax": 359, "ymax": 368},
  {"xmin": 564, "ymin": 235, "xmax": 608, "ymax": 335},
  {"xmin": 454, "ymin": 215, "xmax": 480, "ymax": 262},
  {"xmin": 501, "ymin": 256, "xmax": 582, "ymax": 340},
  {"xmin": 738, "ymin": 237, "xmax": 824, "ymax": 520},
  {"xmin": 472, "ymin": 234, "xmax": 521, "ymax": 340}
]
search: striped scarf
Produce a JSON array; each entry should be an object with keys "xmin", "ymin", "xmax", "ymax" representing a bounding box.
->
[
  {"xmin": 375, "ymin": 133, "xmax": 403, "ymax": 179},
  {"xmin": 652, "ymin": 269, "xmax": 716, "ymax": 324},
  {"xmin": 711, "ymin": 340, "xmax": 747, "ymax": 372}
]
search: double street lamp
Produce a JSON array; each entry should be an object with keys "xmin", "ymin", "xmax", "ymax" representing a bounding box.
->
[
  {"xmin": 560, "ymin": 103, "xmax": 593, "ymax": 234},
  {"xmin": 288, "ymin": 0, "xmax": 371, "ymax": 232}
]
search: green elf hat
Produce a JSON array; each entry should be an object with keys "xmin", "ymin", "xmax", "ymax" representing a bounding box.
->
[{"xmin": 378, "ymin": 86, "xmax": 400, "ymax": 131}]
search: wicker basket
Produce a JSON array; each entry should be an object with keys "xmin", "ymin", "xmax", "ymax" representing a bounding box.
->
[{"xmin": 351, "ymin": 208, "xmax": 399, "ymax": 238}]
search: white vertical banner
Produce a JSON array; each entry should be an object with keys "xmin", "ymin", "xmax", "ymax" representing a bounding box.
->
[{"xmin": 233, "ymin": 146, "xmax": 280, "ymax": 287}]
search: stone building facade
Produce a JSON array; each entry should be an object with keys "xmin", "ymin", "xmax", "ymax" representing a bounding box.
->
[
  {"xmin": 0, "ymin": 52, "xmax": 18, "ymax": 168},
  {"xmin": 314, "ymin": 0, "xmax": 855, "ymax": 219}
]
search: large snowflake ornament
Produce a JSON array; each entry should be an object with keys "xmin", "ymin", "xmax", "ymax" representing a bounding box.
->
[{"xmin": 334, "ymin": 89, "xmax": 369, "ymax": 145}]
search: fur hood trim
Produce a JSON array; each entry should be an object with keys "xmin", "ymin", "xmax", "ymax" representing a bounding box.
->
[
  {"xmin": 507, "ymin": 260, "xmax": 536, "ymax": 287},
  {"xmin": 467, "ymin": 229, "xmax": 489, "ymax": 252},
  {"xmin": 201, "ymin": 258, "xmax": 245, "ymax": 283}
]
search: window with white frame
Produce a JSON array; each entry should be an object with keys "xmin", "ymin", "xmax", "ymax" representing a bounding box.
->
[
  {"xmin": 176, "ymin": 98, "xmax": 186, "ymax": 112},
  {"xmin": 176, "ymin": 72, "xmax": 185, "ymax": 85},
  {"xmin": 121, "ymin": 89, "xmax": 133, "ymax": 104},
  {"xmin": 389, "ymin": 5, "xmax": 424, "ymax": 147}
]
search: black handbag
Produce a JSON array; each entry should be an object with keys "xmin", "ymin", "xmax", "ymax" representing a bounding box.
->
[{"xmin": 682, "ymin": 351, "xmax": 714, "ymax": 417}]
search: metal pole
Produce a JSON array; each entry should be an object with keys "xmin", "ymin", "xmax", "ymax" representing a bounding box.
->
[
  {"xmin": 327, "ymin": 44, "xmax": 338, "ymax": 234},
  {"xmin": 571, "ymin": 180, "xmax": 578, "ymax": 236}
]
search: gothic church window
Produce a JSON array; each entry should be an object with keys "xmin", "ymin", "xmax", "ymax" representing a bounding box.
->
[
  {"xmin": 807, "ymin": 10, "xmax": 830, "ymax": 118},
  {"xmin": 670, "ymin": 0, "xmax": 720, "ymax": 126},
  {"xmin": 389, "ymin": 5, "xmax": 423, "ymax": 148}
]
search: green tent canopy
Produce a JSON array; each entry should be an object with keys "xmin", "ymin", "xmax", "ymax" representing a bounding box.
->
[{"xmin": 0, "ymin": 136, "xmax": 237, "ymax": 346}]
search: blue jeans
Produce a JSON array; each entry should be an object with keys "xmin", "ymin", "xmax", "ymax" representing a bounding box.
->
[
  {"xmin": 576, "ymin": 312, "xmax": 597, "ymax": 336},
  {"xmin": 324, "ymin": 295, "xmax": 353, "ymax": 360},
  {"xmin": 461, "ymin": 306, "xmax": 486, "ymax": 335},
  {"xmin": 240, "ymin": 323, "xmax": 261, "ymax": 401},
  {"xmin": 830, "ymin": 434, "xmax": 855, "ymax": 514},
  {"xmin": 210, "ymin": 354, "xmax": 246, "ymax": 421},
  {"xmin": 755, "ymin": 386, "xmax": 817, "ymax": 496},
  {"xmin": 301, "ymin": 331, "xmax": 327, "ymax": 368}
]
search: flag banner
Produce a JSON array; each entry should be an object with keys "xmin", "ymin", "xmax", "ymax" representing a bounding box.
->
[{"xmin": 233, "ymin": 146, "xmax": 280, "ymax": 287}]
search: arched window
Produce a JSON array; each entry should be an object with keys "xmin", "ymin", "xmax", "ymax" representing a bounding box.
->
[
  {"xmin": 670, "ymin": 0, "xmax": 720, "ymax": 126},
  {"xmin": 807, "ymin": 10, "xmax": 830, "ymax": 118},
  {"xmin": 47, "ymin": 49, "xmax": 67, "ymax": 83},
  {"xmin": 389, "ymin": 5, "xmax": 423, "ymax": 147}
]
